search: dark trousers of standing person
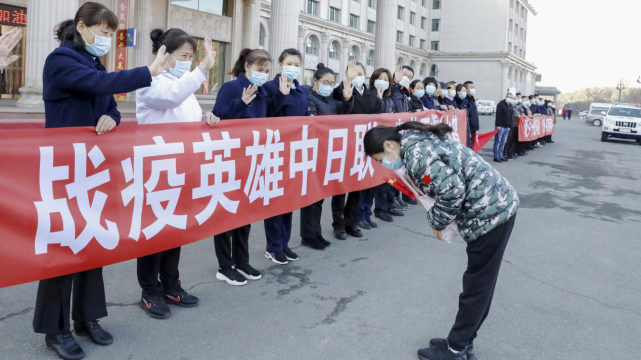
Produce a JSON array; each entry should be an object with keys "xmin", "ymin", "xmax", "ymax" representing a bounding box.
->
[
  {"xmin": 33, "ymin": 269, "xmax": 107, "ymax": 334},
  {"xmin": 264, "ymin": 212, "xmax": 293, "ymax": 253},
  {"xmin": 563, "ymin": 114, "xmax": 566, "ymax": 120},
  {"xmin": 137, "ymin": 248, "xmax": 181, "ymax": 295},
  {"xmin": 374, "ymin": 183, "xmax": 396, "ymax": 216},
  {"xmin": 331, "ymin": 192, "xmax": 360, "ymax": 231},
  {"xmin": 357, "ymin": 187, "xmax": 377, "ymax": 222},
  {"xmin": 300, "ymin": 200, "xmax": 324, "ymax": 240},
  {"xmin": 447, "ymin": 215, "xmax": 517, "ymax": 351},
  {"xmin": 214, "ymin": 225, "xmax": 251, "ymax": 269},
  {"xmin": 504, "ymin": 126, "xmax": 517, "ymax": 158}
]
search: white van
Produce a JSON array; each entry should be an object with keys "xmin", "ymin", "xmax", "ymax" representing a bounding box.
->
[
  {"xmin": 601, "ymin": 104, "xmax": 641, "ymax": 144},
  {"xmin": 476, "ymin": 100, "xmax": 496, "ymax": 115},
  {"xmin": 585, "ymin": 102, "xmax": 613, "ymax": 126}
]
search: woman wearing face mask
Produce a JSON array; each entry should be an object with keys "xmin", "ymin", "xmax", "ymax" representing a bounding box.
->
[
  {"xmin": 211, "ymin": 48, "xmax": 288, "ymax": 285},
  {"xmin": 438, "ymin": 82, "xmax": 456, "ymax": 111},
  {"xmin": 409, "ymin": 80, "xmax": 427, "ymax": 112},
  {"xmin": 432, "ymin": 83, "xmax": 449, "ymax": 111},
  {"xmin": 302, "ymin": 63, "xmax": 354, "ymax": 250},
  {"xmin": 38, "ymin": 3, "xmax": 169, "ymax": 359},
  {"xmin": 363, "ymin": 122, "xmax": 519, "ymax": 360},
  {"xmin": 133, "ymin": 28, "xmax": 219, "ymax": 320},
  {"xmin": 421, "ymin": 77, "xmax": 438, "ymax": 110},
  {"xmin": 261, "ymin": 48, "xmax": 307, "ymax": 265},
  {"xmin": 370, "ymin": 68, "xmax": 396, "ymax": 113},
  {"xmin": 329, "ymin": 61, "xmax": 383, "ymax": 240}
]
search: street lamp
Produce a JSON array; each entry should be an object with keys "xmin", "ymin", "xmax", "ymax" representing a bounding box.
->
[{"xmin": 616, "ymin": 80, "xmax": 626, "ymax": 103}]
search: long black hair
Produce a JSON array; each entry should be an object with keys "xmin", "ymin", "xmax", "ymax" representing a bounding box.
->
[
  {"xmin": 55, "ymin": 2, "xmax": 118, "ymax": 51},
  {"xmin": 363, "ymin": 123, "xmax": 453, "ymax": 156},
  {"xmin": 150, "ymin": 28, "xmax": 196, "ymax": 55}
]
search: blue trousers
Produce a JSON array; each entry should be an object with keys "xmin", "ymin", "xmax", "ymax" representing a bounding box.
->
[
  {"xmin": 264, "ymin": 212, "xmax": 293, "ymax": 253},
  {"xmin": 374, "ymin": 183, "xmax": 396, "ymax": 215},
  {"xmin": 357, "ymin": 187, "xmax": 377, "ymax": 222},
  {"xmin": 493, "ymin": 127, "xmax": 510, "ymax": 159}
]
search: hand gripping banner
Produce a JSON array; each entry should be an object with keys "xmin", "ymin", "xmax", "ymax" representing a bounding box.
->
[
  {"xmin": 518, "ymin": 115, "xmax": 556, "ymax": 141},
  {"xmin": 0, "ymin": 110, "xmax": 467, "ymax": 288}
]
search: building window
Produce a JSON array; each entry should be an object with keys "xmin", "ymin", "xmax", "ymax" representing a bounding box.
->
[
  {"xmin": 430, "ymin": 64, "xmax": 438, "ymax": 77},
  {"xmin": 514, "ymin": 45, "xmax": 517, "ymax": 54},
  {"xmin": 508, "ymin": 41, "xmax": 512, "ymax": 52},
  {"xmin": 367, "ymin": 20, "xmax": 375, "ymax": 33},
  {"xmin": 259, "ymin": 24, "xmax": 265, "ymax": 48},
  {"xmin": 432, "ymin": 0, "xmax": 441, "ymax": 10},
  {"xmin": 422, "ymin": 0, "xmax": 426, "ymax": 7},
  {"xmin": 366, "ymin": 50, "xmax": 374, "ymax": 65},
  {"xmin": 420, "ymin": 39, "xmax": 426, "ymax": 50},
  {"xmin": 305, "ymin": 35, "xmax": 319, "ymax": 55},
  {"xmin": 329, "ymin": 7, "xmax": 340, "ymax": 22},
  {"xmin": 410, "ymin": 12, "xmax": 416, "ymax": 25},
  {"xmin": 430, "ymin": 41, "xmax": 439, "ymax": 51},
  {"xmin": 509, "ymin": 19, "xmax": 513, "ymax": 34},
  {"xmin": 421, "ymin": 17, "xmax": 426, "ymax": 30},
  {"xmin": 171, "ymin": 0, "xmax": 228, "ymax": 16},
  {"xmin": 431, "ymin": 19, "xmax": 440, "ymax": 31},
  {"xmin": 510, "ymin": 0, "xmax": 514, "ymax": 9},
  {"xmin": 306, "ymin": 0, "xmax": 319, "ymax": 16},
  {"xmin": 420, "ymin": 63, "xmax": 426, "ymax": 76},
  {"xmin": 192, "ymin": 38, "xmax": 226, "ymax": 95},
  {"xmin": 304, "ymin": 69, "xmax": 315, "ymax": 87},
  {"xmin": 397, "ymin": 6, "xmax": 404, "ymax": 21},
  {"xmin": 397, "ymin": 57, "xmax": 404, "ymax": 66},
  {"xmin": 349, "ymin": 46, "xmax": 360, "ymax": 61},
  {"xmin": 349, "ymin": 14, "xmax": 360, "ymax": 29},
  {"xmin": 368, "ymin": 0, "xmax": 376, "ymax": 8},
  {"xmin": 410, "ymin": 60, "xmax": 416, "ymax": 70},
  {"xmin": 329, "ymin": 41, "xmax": 340, "ymax": 59},
  {"xmin": 409, "ymin": 35, "xmax": 415, "ymax": 46},
  {"xmin": 396, "ymin": 31, "xmax": 403, "ymax": 43}
]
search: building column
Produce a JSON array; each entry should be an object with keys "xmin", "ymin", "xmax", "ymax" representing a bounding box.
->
[
  {"xmin": 17, "ymin": 0, "xmax": 79, "ymax": 108},
  {"xmin": 320, "ymin": 32, "xmax": 330, "ymax": 66},
  {"xmin": 242, "ymin": 0, "xmax": 257, "ymax": 49},
  {"xmin": 374, "ymin": 0, "xmax": 396, "ymax": 72},
  {"xmin": 297, "ymin": 25, "xmax": 306, "ymax": 81},
  {"xmin": 501, "ymin": 60, "xmax": 510, "ymax": 96},
  {"xmin": 341, "ymin": 42, "xmax": 350, "ymax": 80},
  {"xmin": 269, "ymin": 0, "xmax": 300, "ymax": 76}
]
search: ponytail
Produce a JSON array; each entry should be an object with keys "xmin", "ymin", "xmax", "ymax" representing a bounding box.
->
[
  {"xmin": 229, "ymin": 48, "xmax": 272, "ymax": 77},
  {"xmin": 363, "ymin": 123, "xmax": 453, "ymax": 156},
  {"xmin": 54, "ymin": 2, "xmax": 118, "ymax": 51},
  {"xmin": 396, "ymin": 122, "xmax": 453, "ymax": 138}
]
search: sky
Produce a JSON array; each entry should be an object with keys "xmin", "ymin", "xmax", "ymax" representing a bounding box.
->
[{"xmin": 527, "ymin": 0, "xmax": 641, "ymax": 93}]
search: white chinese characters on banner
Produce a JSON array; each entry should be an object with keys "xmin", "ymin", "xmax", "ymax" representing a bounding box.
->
[
  {"xmin": 121, "ymin": 136, "xmax": 187, "ymax": 241},
  {"xmin": 350, "ymin": 122, "xmax": 376, "ymax": 181},
  {"xmin": 244, "ymin": 129, "xmax": 285, "ymax": 205},
  {"xmin": 192, "ymin": 132, "xmax": 242, "ymax": 225},
  {"xmin": 289, "ymin": 125, "xmax": 319, "ymax": 196},
  {"xmin": 34, "ymin": 144, "xmax": 118, "ymax": 255},
  {"xmin": 323, "ymin": 128, "xmax": 348, "ymax": 185}
]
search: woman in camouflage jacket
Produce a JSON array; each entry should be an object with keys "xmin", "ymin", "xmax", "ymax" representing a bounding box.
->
[{"xmin": 363, "ymin": 122, "xmax": 519, "ymax": 360}]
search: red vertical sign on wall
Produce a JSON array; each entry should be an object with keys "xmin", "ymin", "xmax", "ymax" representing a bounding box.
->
[{"xmin": 114, "ymin": 0, "xmax": 129, "ymax": 101}]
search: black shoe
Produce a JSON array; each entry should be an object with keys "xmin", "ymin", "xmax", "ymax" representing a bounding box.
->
[
  {"xmin": 493, "ymin": 158, "xmax": 503, "ymax": 163},
  {"xmin": 284, "ymin": 248, "xmax": 299, "ymax": 261},
  {"xmin": 375, "ymin": 212, "xmax": 394, "ymax": 222},
  {"xmin": 389, "ymin": 208, "xmax": 405, "ymax": 216},
  {"xmin": 235, "ymin": 264, "xmax": 262, "ymax": 280},
  {"xmin": 417, "ymin": 344, "xmax": 467, "ymax": 360},
  {"xmin": 517, "ymin": 152, "xmax": 526, "ymax": 156},
  {"xmin": 140, "ymin": 291, "xmax": 171, "ymax": 319},
  {"xmin": 430, "ymin": 338, "xmax": 476, "ymax": 360},
  {"xmin": 216, "ymin": 266, "xmax": 248, "ymax": 285},
  {"xmin": 403, "ymin": 195, "xmax": 418, "ymax": 205},
  {"xmin": 501, "ymin": 157, "xmax": 509, "ymax": 162},
  {"xmin": 333, "ymin": 229, "xmax": 347, "ymax": 240},
  {"xmin": 45, "ymin": 330, "xmax": 85, "ymax": 360},
  {"xmin": 345, "ymin": 227, "xmax": 363, "ymax": 238},
  {"xmin": 508, "ymin": 155, "xmax": 517, "ymax": 160},
  {"xmin": 318, "ymin": 235, "xmax": 332, "ymax": 247},
  {"xmin": 302, "ymin": 237, "xmax": 326, "ymax": 250},
  {"xmin": 265, "ymin": 251, "xmax": 289, "ymax": 265},
  {"xmin": 164, "ymin": 282, "xmax": 199, "ymax": 307},
  {"xmin": 73, "ymin": 320, "xmax": 113, "ymax": 346},
  {"xmin": 356, "ymin": 220, "xmax": 371, "ymax": 230},
  {"xmin": 397, "ymin": 197, "xmax": 409, "ymax": 208},
  {"xmin": 366, "ymin": 218, "xmax": 378, "ymax": 228},
  {"xmin": 548, "ymin": 140, "xmax": 555, "ymax": 144}
]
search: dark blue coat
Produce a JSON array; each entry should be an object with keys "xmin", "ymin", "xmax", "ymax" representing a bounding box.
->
[
  {"xmin": 537, "ymin": 105, "xmax": 547, "ymax": 115},
  {"xmin": 466, "ymin": 96, "xmax": 480, "ymax": 132},
  {"xmin": 389, "ymin": 83, "xmax": 410, "ymax": 113},
  {"xmin": 213, "ymin": 72, "xmax": 285, "ymax": 120},
  {"xmin": 421, "ymin": 94, "xmax": 435, "ymax": 110},
  {"xmin": 263, "ymin": 74, "xmax": 308, "ymax": 117},
  {"xmin": 43, "ymin": 40, "xmax": 152, "ymax": 128}
]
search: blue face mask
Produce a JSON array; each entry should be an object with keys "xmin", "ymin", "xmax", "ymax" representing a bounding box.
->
[
  {"xmin": 282, "ymin": 66, "xmax": 301, "ymax": 81},
  {"xmin": 381, "ymin": 147, "xmax": 403, "ymax": 171},
  {"xmin": 374, "ymin": 79, "xmax": 389, "ymax": 92},
  {"xmin": 460, "ymin": 92, "xmax": 467, "ymax": 99},
  {"xmin": 84, "ymin": 27, "xmax": 112, "ymax": 57},
  {"xmin": 414, "ymin": 89, "xmax": 426, "ymax": 98},
  {"xmin": 352, "ymin": 76, "xmax": 365, "ymax": 88},
  {"xmin": 169, "ymin": 55, "xmax": 192, "ymax": 78},
  {"xmin": 317, "ymin": 84, "xmax": 333, "ymax": 97},
  {"xmin": 248, "ymin": 69, "xmax": 269, "ymax": 87},
  {"xmin": 426, "ymin": 85, "xmax": 436, "ymax": 96}
]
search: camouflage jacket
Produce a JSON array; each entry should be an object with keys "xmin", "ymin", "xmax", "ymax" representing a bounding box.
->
[{"xmin": 401, "ymin": 129, "xmax": 519, "ymax": 242}]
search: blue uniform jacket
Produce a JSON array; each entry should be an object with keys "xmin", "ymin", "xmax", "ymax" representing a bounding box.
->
[
  {"xmin": 466, "ymin": 96, "xmax": 480, "ymax": 132},
  {"xmin": 263, "ymin": 74, "xmax": 308, "ymax": 117},
  {"xmin": 213, "ymin": 72, "xmax": 285, "ymax": 120},
  {"xmin": 43, "ymin": 40, "xmax": 152, "ymax": 128},
  {"xmin": 421, "ymin": 94, "xmax": 435, "ymax": 109},
  {"xmin": 537, "ymin": 105, "xmax": 547, "ymax": 115}
]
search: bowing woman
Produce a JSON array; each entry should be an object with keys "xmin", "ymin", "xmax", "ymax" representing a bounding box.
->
[
  {"xmin": 262, "ymin": 48, "xmax": 307, "ymax": 265},
  {"xmin": 134, "ymin": 28, "xmax": 220, "ymax": 319},
  {"xmin": 37, "ymin": 2, "xmax": 168, "ymax": 360},
  {"xmin": 363, "ymin": 123, "xmax": 519, "ymax": 360},
  {"xmin": 212, "ymin": 48, "xmax": 288, "ymax": 285}
]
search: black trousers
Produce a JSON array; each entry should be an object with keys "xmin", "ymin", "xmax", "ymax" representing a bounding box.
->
[
  {"xmin": 33, "ymin": 268, "xmax": 107, "ymax": 334},
  {"xmin": 214, "ymin": 224, "xmax": 251, "ymax": 269},
  {"xmin": 357, "ymin": 187, "xmax": 377, "ymax": 222},
  {"xmin": 137, "ymin": 247, "xmax": 181, "ymax": 295},
  {"xmin": 264, "ymin": 212, "xmax": 293, "ymax": 253},
  {"xmin": 331, "ymin": 191, "xmax": 360, "ymax": 231},
  {"xmin": 447, "ymin": 215, "xmax": 516, "ymax": 350},
  {"xmin": 374, "ymin": 183, "xmax": 396, "ymax": 215},
  {"xmin": 300, "ymin": 199, "xmax": 324, "ymax": 240},
  {"xmin": 504, "ymin": 126, "xmax": 518, "ymax": 157}
]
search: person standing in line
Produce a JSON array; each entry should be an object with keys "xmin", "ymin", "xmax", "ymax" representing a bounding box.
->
[
  {"xmin": 493, "ymin": 91, "xmax": 515, "ymax": 163},
  {"xmin": 544, "ymin": 100, "xmax": 556, "ymax": 144},
  {"xmin": 463, "ymin": 81, "xmax": 480, "ymax": 149},
  {"xmin": 504, "ymin": 92, "xmax": 522, "ymax": 160},
  {"xmin": 421, "ymin": 77, "xmax": 438, "ymax": 110},
  {"xmin": 363, "ymin": 122, "xmax": 519, "ymax": 360},
  {"xmin": 37, "ymin": 3, "xmax": 169, "ymax": 359},
  {"xmin": 135, "ymin": 29, "xmax": 221, "ymax": 319},
  {"xmin": 515, "ymin": 95, "xmax": 530, "ymax": 157},
  {"xmin": 261, "ymin": 48, "xmax": 307, "ymax": 265},
  {"xmin": 408, "ymin": 80, "xmax": 427, "ymax": 112},
  {"xmin": 330, "ymin": 61, "xmax": 383, "ymax": 240},
  {"xmin": 303, "ymin": 63, "xmax": 355, "ymax": 250},
  {"xmin": 212, "ymin": 48, "xmax": 288, "ymax": 284},
  {"xmin": 438, "ymin": 82, "xmax": 456, "ymax": 110}
]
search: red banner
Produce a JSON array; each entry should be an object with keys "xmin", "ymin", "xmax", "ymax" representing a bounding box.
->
[
  {"xmin": 473, "ymin": 129, "xmax": 500, "ymax": 153},
  {"xmin": 113, "ymin": 0, "xmax": 129, "ymax": 101},
  {"xmin": 0, "ymin": 110, "xmax": 466, "ymax": 288},
  {"xmin": 518, "ymin": 115, "xmax": 556, "ymax": 141}
]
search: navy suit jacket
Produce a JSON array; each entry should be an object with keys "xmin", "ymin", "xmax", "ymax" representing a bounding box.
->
[
  {"xmin": 43, "ymin": 40, "xmax": 152, "ymax": 128},
  {"xmin": 263, "ymin": 74, "xmax": 308, "ymax": 117},
  {"xmin": 213, "ymin": 72, "xmax": 285, "ymax": 120}
]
